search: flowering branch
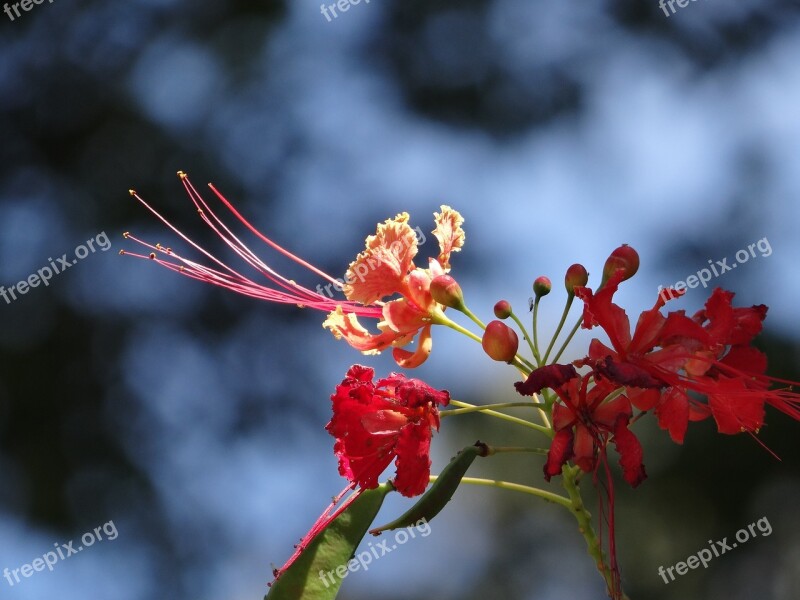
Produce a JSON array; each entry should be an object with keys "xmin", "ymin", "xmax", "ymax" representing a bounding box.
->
[{"xmin": 122, "ymin": 174, "xmax": 800, "ymax": 600}]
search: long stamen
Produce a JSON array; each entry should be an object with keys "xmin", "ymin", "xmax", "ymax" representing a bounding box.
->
[
  {"xmin": 204, "ymin": 177, "xmax": 342, "ymax": 288},
  {"xmin": 122, "ymin": 176, "xmax": 382, "ymax": 318}
]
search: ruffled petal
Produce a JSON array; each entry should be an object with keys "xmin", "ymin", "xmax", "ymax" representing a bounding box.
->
[
  {"xmin": 324, "ymin": 306, "xmax": 399, "ymax": 353},
  {"xmin": 595, "ymin": 356, "xmax": 663, "ymax": 389},
  {"xmin": 393, "ymin": 422, "xmax": 433, "ymax": 497},
  {"xmin": 515, "ymin": 363, "xmax": 578, "ymax": 396},
  {"xmin": 544, "ymin": 428, "xmax": 574, "ymax": 481},
  {"xmin": 654, "ymin": 387, "xmax": 690, "ymax": 443},
  {"xmin": 433, "ymin": 205, "xmax": 465, "ymax": 271},
  {"xmin": 344, "ymin": 212, "xmax": 419, "ymax": 304},
  {"xmin": 612, "ymin": 416, "xmax": 647, "ymax": 487}
]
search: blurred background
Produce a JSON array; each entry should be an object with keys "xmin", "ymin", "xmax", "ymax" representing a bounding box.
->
[{"xmin": 1, "ymin": 0, "xmax": 799, "ymax": 598}]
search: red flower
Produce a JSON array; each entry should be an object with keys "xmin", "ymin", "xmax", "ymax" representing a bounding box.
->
[
  {"xmin": 517, "ymin": 364, "xmax": 645, "ymax": 600},
  {"xmin": 326, "ymin": 365, "xmax": 449, "ymax": 497},
  {"xmin": 516, "ymin": 364, "xmax": 646, "ymax": 487},
  {"xmin": 575, "ymin": 269, "xmax": 800, "ymax": 443}
]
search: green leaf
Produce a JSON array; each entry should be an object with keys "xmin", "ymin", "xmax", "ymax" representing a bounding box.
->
[
  {"xmin": 266, "ymin": 484, "xmax": 392, "ymax": 600},
  {"xmin": 369, "ymin": 442, "xmax": 485, "ymax": 535}
]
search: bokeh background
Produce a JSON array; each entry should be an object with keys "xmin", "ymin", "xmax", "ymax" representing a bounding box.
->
[{"xmin": 1, "ymin": 1, "xmax": 800, "ymax": 599}]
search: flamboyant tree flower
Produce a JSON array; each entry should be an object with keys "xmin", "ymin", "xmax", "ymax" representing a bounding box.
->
[
  {"xmin": 515, "ymin": 363, "xmax": 645, "ymax": 600},
  {"xmin": 516, "ymin": 364, "xmax": 646, "ymax": 487},
  {"xmin": 122, "ymin": 172, "xmax": 465, "ymax": 368},
  {"xmin": 270, "ymin": 365, "xmax": 448, "ymax": 585},
  {"xmin": 574, "ymin": 261, "xmax": 800, "ymax": 443},
  {"xmin": 323, "ymin": 206, "xmax": 465, "ymax": 368},
  {"xmin": 326, "ymin": 365, "xmax": 450, "ymax": 497}
]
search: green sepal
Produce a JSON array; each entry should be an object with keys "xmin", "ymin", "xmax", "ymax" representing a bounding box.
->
[{"xmin": 369, "ymin": 442, "xmax": 486, "ymax": 535}]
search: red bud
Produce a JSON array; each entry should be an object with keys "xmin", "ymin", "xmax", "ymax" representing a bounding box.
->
[
  {"xmin": 430, "ymin": 275, "xmax": 465, "ymax": 310},
  {"xmin": 603, "ymin": 244, "xmax": 639, "ymax": 283},
  {"xmin": 565, "ymin": 264, "xmax": 589, "ymax": 295},
  {"xmin": 533, "ymin": 276, "xmax": 552, "ymax": 298},
  {"xmin": 493, "ymin": 300, "xmax": 512, "ymax": 319},
  {"xmin": 482, "ymin": 321, "xmax": 519, "ymax": 363}
]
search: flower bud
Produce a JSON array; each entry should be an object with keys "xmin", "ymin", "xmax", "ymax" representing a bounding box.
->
[
  {"xmin": 482, "ymin": 321, "xmax": 519, "ymax": 363},
  {"xmin": 564, "ymin": 263, "xmax": 589, "ymax": 295},
  {"xmin": 603, "ymin": 244, "xmax": 639, "ymax": 283},
  {"xmin": 430, "ymin": 275, "xmax": 465, "ymax": 310},
  {"xmin": 493, "ymin": 300, "xmax": 512, "ymax": 319},
  {"xmin": 533, "ymin": 276, "xmax": 552, "ymax": 298}
]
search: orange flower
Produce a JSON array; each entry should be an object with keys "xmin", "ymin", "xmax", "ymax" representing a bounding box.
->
[{"xmin": 324, "ymin": 206, "xmax": 465, "ymax": 368}]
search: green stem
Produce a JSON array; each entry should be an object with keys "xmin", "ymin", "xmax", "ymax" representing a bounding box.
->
[
  {"xmin": 447, "ymin": 400, "xmax": 552, "ymax": 437},
  {"xmin": 483, "ymin": 446, "xmax": 548, "ymax": 455},
  {"xmin": 513, "ymin": 355, "xmax": 536, "ymax": 373},
  {"xmin": 560, "ymin": 465, "xmax": 628, "ymax": 600},
  {"xmin": 551, "ymin": 316, "xmax": 582, "ymax": 364},
  {"xmin": 437, "ymin": 316, "xmax": 483, "ymax": 344},
  {"xmin": 461, "ymin": 305, "xmax": 487, "ymax": 331},
  {"xmin": 441, "ymin": 401, "xmax": 545, "ymax": 417},
  {"xmin": 531, "ymin": 297, "xmax": 543, "ymax": 365},
  {"xmin": 510, "ymin": 310, "xmax": 540, "ymax": 366},
  {"xmin": 542, "ymin": 295, "xmax": 574, "ymax": 364},
  {"xmin": 430, "ymin": 475, "xmax": 571, "ymax": 509}
]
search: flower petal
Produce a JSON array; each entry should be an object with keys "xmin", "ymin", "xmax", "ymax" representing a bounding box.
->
[
  {"xmin": 344, "ymin": 213, "xmax": 419, "ymax": 304},
  {"xmin": 543, "ymin": 428, "xmax": 575, "ymax": 481},
  {"xmin": 573, "ymin": 424, "xmax": 596, "ymax": 473},
  {"xmin": 392, "ymin": 325, "xmax": 433, "ymax": 368},
  {"xmin": 433, "ymin": 205, "xmax": 465, "ymax": 271},
  {"xmin": 515, "ymin": 363, "xmax": 578, "ymax": 396},
  {"xmin": 393, "ymin": 422, "xmax": 433, "ymax": 497},
  {"xmin": 324, "ymin": 306, "xmax": 399, "ymax": 353},
  {"xmin": 361, "ymin": 410, "xmax": 410, "ymax": 435},
  {"xmin": 382, "ymin": 297, "xmax": 428, "ymax": 334},
  {"xmin": 612, "ymin": 416, "xmax": 647, "ymax": 487},
  {"xmin": 575, "ymin": 269, "xmax": 632, "ymax": 352},
  {"xmin": 654, "ymin": 387, "xmax": 690, "ymax": 443},
  {"xmin": 708, "ymin": 379, "xmax": 765, "ymax": 435},
  {"xmin": 595, "ymin": 356, "xmax": 663, "ymax": 389}
]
